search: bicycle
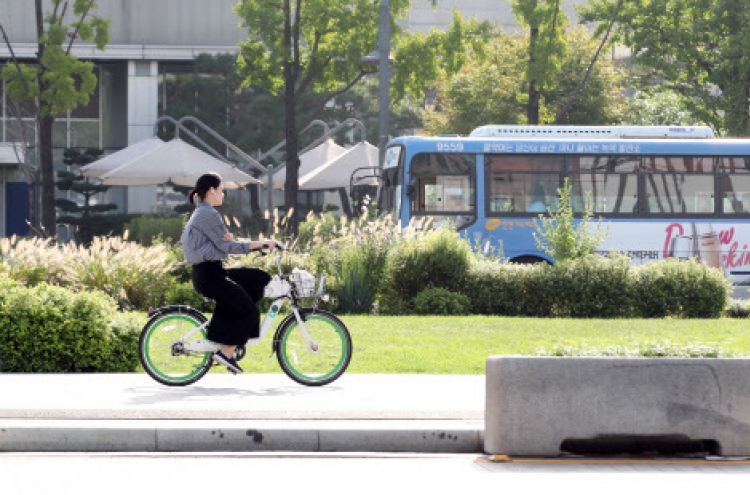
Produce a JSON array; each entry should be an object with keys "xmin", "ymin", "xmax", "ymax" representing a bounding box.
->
[{"xmin": 138, "ymin": 246, "xmax": 353, "ymax": 387}]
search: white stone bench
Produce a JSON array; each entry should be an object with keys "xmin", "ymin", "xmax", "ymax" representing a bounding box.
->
[{"xmin": 485, "ymin": 356, "xmax": 750, "ymax": 456}]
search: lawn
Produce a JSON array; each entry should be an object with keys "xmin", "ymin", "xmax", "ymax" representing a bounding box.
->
[{"xmin": 232, "ymin": 315, "xmax": 750, "ymax": 375}]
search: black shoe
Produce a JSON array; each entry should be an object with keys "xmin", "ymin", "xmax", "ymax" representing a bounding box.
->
[{"xmin": 213, "ymin": 350, "xmax": 243, "ymax": 374}]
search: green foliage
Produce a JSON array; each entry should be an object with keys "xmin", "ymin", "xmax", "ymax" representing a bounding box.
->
[
  {"xmin": 462, "ymin": 260, "xmax": 529, "ymax": 316},
  {"xmin": 235, "ymin": 0, "xmax": 411, "ymax": 97},
  {"xmin": 379, "ymin": 227, "xmax": 473, "ymax": 314},
  {"xmin": 725, "ymin": 299, "xmax": 750, "ymax": 318},
  {"xmin": 56, "ymin": 147, "xmax": 118, "ymax": 245},
  {"xmin": 632, "ymin": 258, "xmax": 730, "ymax": 318},
  {"xmin": 335, "ymin": 247, "xmax": 378, "ymax": 314},
  {"xmin": 523, "ymin": 254, "xmax": 634, "ymax": 317},
  {"xmin": 580, "ymin": 0, "xmax": 750, "ymax": 136},
  {"xmin": 166, "ymin": 282, "xmax": 214, "ymax": 313},
  {"xmin": 534, "ymin": 178, "xmax": 609, "ymax": 263},
  {"xmin": 0, "ymin": 281, "xmax": 141, "ymax": 372},
  {"xmin": 0, "ymin": 235, "xmax": 176, "ymax": 311},
  {"xmin": 392, "ymin": 10, "xmax": 496, "ymax": 102},
  {"xmin": 1, "ymin": 1, "xmax": 110, "ymax": 117},
  {"xmin": 463, "ymin": 254, "xmax": 728, "ymax": 319},
  {"xmin": 424, "ymin": 27, "xmax": 627, "ymax": 134},
  {"xmin": 124, "ymin": 215, "xmax": 184, "ymax": 246},
  {"xmin": 620, "ymin": 89, "xmax": 708, "ymax": 127},
  {"xmin": 512, "ymin": 0, "xmax": 568, "ymax": 88},
  {"xmin": 413, "ymin": 287, "xmax": 469, "ymax": 316}
]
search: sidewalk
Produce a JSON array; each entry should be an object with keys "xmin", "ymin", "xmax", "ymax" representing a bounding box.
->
[{"xmin": 0, "ymin": 373, "xmax": 485, "ymax": 453}]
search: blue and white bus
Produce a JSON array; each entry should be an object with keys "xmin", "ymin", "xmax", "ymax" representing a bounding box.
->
[{"xmin": 377, "ymin": 126, "xmax": 750, "ymax": 279}]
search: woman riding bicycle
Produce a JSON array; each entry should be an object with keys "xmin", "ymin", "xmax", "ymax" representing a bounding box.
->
[{"xmin": 181, "ymin": 172, "xmax": 278, "ymax": 374}]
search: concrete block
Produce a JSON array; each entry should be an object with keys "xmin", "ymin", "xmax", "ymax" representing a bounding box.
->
[{"xmin": 485, "ymin": 357, "xmax": 750, "ymax": 456}]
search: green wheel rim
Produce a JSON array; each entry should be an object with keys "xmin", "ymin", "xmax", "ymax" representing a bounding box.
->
[
  {"xmin": 144, "ymin": 314, "xmax": 210, "ymax": 383},
  {"xmin": 281, "ymin": 315, "xmax": 348, "ymax": 382}
]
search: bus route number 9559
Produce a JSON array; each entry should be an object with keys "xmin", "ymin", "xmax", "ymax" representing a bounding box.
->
[{"xmin": 436, "ymin": 142, "xmax": 464, "ymax": 152}]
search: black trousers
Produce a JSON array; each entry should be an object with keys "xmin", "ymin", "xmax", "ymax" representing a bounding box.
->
[{"xmin": 191, "ymin": 261, "xmax": 271, "ymax": 345}]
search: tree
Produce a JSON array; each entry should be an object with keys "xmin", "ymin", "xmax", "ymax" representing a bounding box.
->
[
  {"xmin": 390, "ymin": 10, "xmax": 496, "ymax": 104},
  {"xmin": 424, "ymin": 27, "xmax": 627, "ymax": 135},
  {"xmin": 580, "ymin": 0, "xmax": 750, "ymax": 136},
  {"xmin": 620, "ymin": 88, "xmax": 708, "ymax": 127},
  {"xmin": 234, "ymin": 0, "xmax": 412, "ymax": 235},
  {"xmin": 0, "ymin": 0, "xmax": 110, "ymax": 237},
  {"xmin": 56, "ymin": 147, "xmax": 117, "ymax": 244},
  {"xmin": 512, "ymin": 0, "xmax": 568, "ymax": 125}
]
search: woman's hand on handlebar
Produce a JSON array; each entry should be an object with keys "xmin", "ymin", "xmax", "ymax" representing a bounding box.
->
[{"xmin": 255, "ymin": 239, "xmax": 284, "ymax": 251}]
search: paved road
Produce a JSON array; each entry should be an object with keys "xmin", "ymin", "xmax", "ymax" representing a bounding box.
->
[{"xmin": 2, "ymin": 452, "xmax": 749, "ymax": 495}]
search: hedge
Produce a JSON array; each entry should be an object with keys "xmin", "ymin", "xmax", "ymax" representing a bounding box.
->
[{"xmin": 0, "ymin": 279, "xmax": 141, "ymax": 372}]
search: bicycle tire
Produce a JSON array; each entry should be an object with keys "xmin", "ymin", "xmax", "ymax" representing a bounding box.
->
[
  {"xmin": 276, "ymin": 309, "xmax": 353, "ymax": 386},
  {"xmin": 138, "ymin": 307, "xmax": 211, "ymax": 386}
]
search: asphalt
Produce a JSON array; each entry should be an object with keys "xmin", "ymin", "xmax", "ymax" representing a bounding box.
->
[{"xmin": 0, "ymin": 373, "xmax": 485, "ymax": 453}]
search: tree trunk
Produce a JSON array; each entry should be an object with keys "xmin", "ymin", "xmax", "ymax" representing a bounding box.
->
[
  {"xmin": 282, "ymin": 0, "xmax": 300, "ymax": 237},
  {"xmin": 39, "ymin": 116, "xmax": 56, "ymax": 236},
  {"xmin": 527, "ymin": 27, "xmax": 541, "ymax": 125},
  {"xmin": 39, "ymin": 114, "xmax": 56, "ymax": 237}
]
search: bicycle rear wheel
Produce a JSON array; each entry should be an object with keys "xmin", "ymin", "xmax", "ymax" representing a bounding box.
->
[
  {"xmin": 276, "ymin": 309, "xmax": 352, "ymax": 386},
  {"xmin": 138, "ymin": 308, "xmax": 211, "ymax": 386}
]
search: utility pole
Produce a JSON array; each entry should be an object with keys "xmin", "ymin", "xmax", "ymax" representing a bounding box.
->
[{"xmin": 377, "ymin": 0, "xmax": 391, "ymax": 168}]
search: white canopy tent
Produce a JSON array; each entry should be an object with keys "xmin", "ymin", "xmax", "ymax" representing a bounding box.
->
[
  {"xmin": 298, "ymin": 141, "xmax": 379, "ymax": 190},
  {"xmin": 268, "ymin": 139, "xmax": 346, "ymax": 189},
  {"xmin": 81, "ymin": 138, "xmax": 260, "ymax": 189}
]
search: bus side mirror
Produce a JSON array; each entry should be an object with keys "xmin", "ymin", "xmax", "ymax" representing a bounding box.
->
[{"xmin": 406, "ymin": 179, "xmax": 417, "ymax": 198}]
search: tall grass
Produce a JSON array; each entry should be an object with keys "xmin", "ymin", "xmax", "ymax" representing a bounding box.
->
[{"xmin": 0, "ymin": 234, "xmax": 176, "ymax": 310}]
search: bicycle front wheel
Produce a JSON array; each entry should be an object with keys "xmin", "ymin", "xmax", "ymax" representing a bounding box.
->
[
  {"xmin": 276, "ymin": 309, "xmax": 353, "ymax": 386},
  {"xmin": 138, "ymin": 308, "xmax": 211, "ymax": 386}
]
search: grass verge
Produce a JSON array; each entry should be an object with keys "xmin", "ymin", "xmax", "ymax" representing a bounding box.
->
[{"xmin": 230, "ymin": 315, "xmax": 750, "ymax": 375}]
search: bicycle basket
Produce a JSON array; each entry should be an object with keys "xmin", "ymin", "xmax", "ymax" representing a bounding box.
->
[{"xmin": 290, "ymin": 268, "xmax": 317, "ymax": 298}]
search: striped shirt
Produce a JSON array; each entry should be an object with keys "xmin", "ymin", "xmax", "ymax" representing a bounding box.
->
[{"xmin": 181, "ymin": 200, "xmax": 250, "ymax": 265}]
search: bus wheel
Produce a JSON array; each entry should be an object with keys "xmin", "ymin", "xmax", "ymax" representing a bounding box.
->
[{"xmin": 510, "ymin": 256, "xmax": 550, "ymax": 265}]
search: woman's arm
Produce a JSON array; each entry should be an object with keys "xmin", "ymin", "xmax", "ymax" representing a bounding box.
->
[{"xmin": 193, "ymin": 207, "xmax": 250, "ymax": 255}]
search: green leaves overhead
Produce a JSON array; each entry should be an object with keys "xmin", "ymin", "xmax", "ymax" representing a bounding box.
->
[
  {"xmin": 579, "ymin": 0, "xmax": 750, "ymax": 136},
  {"xmin": 392, "ymin": 10, "xmax": 495, "ymax": 102},
  {"xmin": 1, "ymin": 0, "xmax": 110, "ymax": 118},
  {"xmin": 234, "ymin": 0, "xmax": 411, "ymax": 98}
]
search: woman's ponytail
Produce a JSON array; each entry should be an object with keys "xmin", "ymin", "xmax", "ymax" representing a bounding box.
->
[{"xmin": 189, "ymin": 173, "xmax": 222, "ymax": 204}]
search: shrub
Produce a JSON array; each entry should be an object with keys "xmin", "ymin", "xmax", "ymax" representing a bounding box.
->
[
  {"xmin": 0, "ymin": 283, "xmax": 141, "ymax": 372},
  {"xmin": 631, "ymin": 258, "xmax": 729, "ymax": 318},
  {"xmin": 725, "ymin": 299, "xmax": 750, "ymax": 318},
  {"xmin": 463, "ymin": 260, "xmax": 529, "ymax": 316},
  {"xmin": 379, "ymin": 227, "xmax": 473, "ymax": 314},
  {"xmin": 530, "ymin": 254, "xmax": 634, "ymax": 318},
  {"xmin": 335, "ymin": 247, "xmax": 378, "ymax": 313},
  {"xmin": 166, "ymin": 281, "xmax": 215, "ymax": 312},
  {"xmin": 413, "ymin": 287, "xmax": 470, "ymax": 315},
  {"xmin": 297, "ymin": 212, "xmax": 340, "ymax": 250},
  {"xmin": 533, "ymin": 178, "xmax": 609, "ymax": 263},
  {"xmin": 124, "ymin": 215, "xmax": 185, "ymax": 246}
]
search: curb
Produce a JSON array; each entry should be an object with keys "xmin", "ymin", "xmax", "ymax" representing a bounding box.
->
[{"xmin": 0, "ymin": 419, "xmax": 484, "ymax": 453}]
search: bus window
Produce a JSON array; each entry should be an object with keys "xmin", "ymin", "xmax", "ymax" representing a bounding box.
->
[
  {"xmin": 568, "ymin": 156, "xmax": 639, "ymax": 214},
  {"xmin": 718, "ymin": 156, "xmax": 750, "ymax": 214},
  {"xmin": 643, "ymin": 156, "xmax": 715, "ymax": 215},
  {"xmin": 485, "ymin": 155, "xmax": 563, "ymax": 214},
  {"xmin": 409, "ymin": 153, "xmax": 476, "ymax": 229}
]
